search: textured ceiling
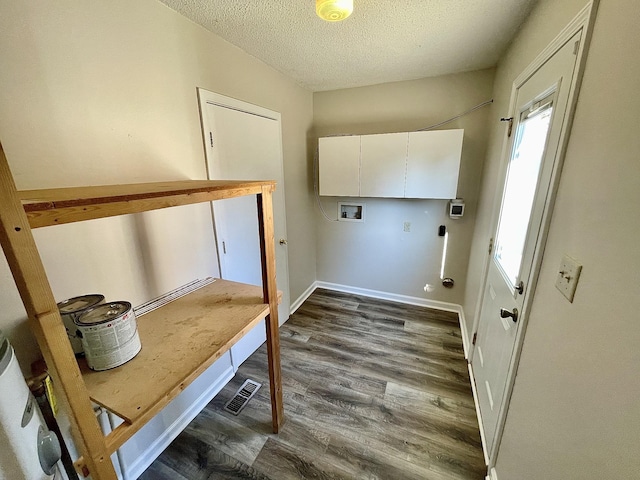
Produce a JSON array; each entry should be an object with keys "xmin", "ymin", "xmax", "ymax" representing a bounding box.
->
[{"xmin": 158, "ymin": 0, "xmax": 538, "ymax": 92}]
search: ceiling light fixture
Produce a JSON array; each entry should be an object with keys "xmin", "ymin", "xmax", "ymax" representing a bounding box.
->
[{"xmin": 316, "ymin": 0, "xmax": 353, "ymax": 22}]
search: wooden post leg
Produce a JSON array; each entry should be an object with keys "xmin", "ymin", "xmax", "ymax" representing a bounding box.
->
[
  {"xmin": 256, "ymin": 186, "xmax": 284, "ymax": 432},
  {"xmin": 0, "ymin": 143, "xmax": 117, "ymax": 480}
]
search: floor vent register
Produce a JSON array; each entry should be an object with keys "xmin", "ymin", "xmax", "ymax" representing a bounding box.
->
[{"xmin": 224, "ymin": 379, "xmax": 262, "ymax": 416}]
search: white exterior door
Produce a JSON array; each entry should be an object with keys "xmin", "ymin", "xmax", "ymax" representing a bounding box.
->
[
  {"xmin": 472, "ymin": 31, "xmax": 582, "ymax": 456},
  {"xmin": 198, "ymin": 90, "xmax": 290, "ymax": 326}
]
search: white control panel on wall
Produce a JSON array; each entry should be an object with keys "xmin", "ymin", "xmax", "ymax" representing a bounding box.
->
[{"xmin": 555, "ymin": 254, "xmax": 582, "ymax": 302}]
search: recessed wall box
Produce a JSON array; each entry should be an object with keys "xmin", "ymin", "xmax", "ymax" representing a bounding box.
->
[
  {"xmin": 338, "ymin": 202, "xmax": 365, "ymax": 222},
  {"xmin": 448, "ymin": 199, "xmax": 465, "ymax": 219}
]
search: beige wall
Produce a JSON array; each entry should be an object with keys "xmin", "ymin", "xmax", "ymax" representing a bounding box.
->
[
  {"xmin": 464, "ymin": 0, "xmax": 640, "ymax": 477},
  {"xmin": 0, "ymin": 0, "xmax": 315, "ymax": 372},
  {"xmin": 313, "ymin": 70, "xmax": 495, "ymax": 304}
]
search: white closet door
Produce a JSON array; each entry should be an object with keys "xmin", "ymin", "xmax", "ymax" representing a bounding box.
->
[
  {"xmin": 199, "ymin": 90, "xmax": 290, "ymax": 330},
  {"xmin": 405, "ymin": 129, "xmax": 463, "ymax": 199},
  {"xmin": 360, "ymin": 132, "xmax": 408, "ymax": 198}
]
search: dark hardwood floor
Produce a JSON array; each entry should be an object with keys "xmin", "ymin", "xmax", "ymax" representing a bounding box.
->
[{"xmin": 140, "ymin": 289, "xmax": 486, "ymax": 480}]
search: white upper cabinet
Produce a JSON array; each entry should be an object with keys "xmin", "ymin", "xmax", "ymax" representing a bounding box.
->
[
  {"xmin": 360, "ymin": 132, "xmax": 408, "ymax": 198},
  {"xmin": 319, "ymin": 129, "xmax": 463, "ymax": 199},
  {"xmin": 319, "ymin": 135, "xmax": 361, "ymax": 196},
  {"xmin": 405, "ymin": 129, "xmax": 464, "ymax": 199}
]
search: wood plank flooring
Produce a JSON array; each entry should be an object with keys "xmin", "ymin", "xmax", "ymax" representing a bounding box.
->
[{"xmin": 140, "ymin": 289, "xmax": 486, "ymax": 480}]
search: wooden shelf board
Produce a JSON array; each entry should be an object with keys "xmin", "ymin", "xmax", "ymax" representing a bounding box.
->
[
  {"xmin": 18, "ymin": 180, "xmax": 276, "ymax": 228},
  {"xmin": 80, "ymin": 279, "xmax": 273, "ymax": 424}
]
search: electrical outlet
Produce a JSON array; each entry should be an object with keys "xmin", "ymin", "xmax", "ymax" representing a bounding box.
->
[
  {"xmin": 403, "ymin": 222, "xmax": 411, "ymax": 232},
  {"xmin": 555, "ymin": 255, "xmax": 582, "ymax": 302}
]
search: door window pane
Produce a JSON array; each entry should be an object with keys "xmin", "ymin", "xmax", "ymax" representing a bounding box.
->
[{"xmin": 494, "ymin": 102, "xmax": 553, "ymax": 287}]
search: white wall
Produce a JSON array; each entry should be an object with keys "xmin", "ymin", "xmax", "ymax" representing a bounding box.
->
[
  {"xmin": 313, "ymin": 70, "xmax": 494, "ymax": 304},
  {"xmin": 463, "ymin": 0, "xmax": 640, "ymax": 477},
  {"xmin": 0, "ymin": 0, "xmax": 314, "ymax": 373}
]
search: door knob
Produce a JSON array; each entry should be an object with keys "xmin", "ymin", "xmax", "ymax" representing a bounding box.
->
[
  {"xmin": 499, "ymin": 307, "xmax": 518, "ymax": 323},
  {"xmin": 279, "ymin": 239, "xmax": 287, "ymax": 245}
]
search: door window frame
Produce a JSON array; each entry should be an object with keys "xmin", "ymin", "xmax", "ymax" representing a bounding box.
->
[{"xmin": 493, "ymin": 91, "xmax": 556, "ymax": 296}]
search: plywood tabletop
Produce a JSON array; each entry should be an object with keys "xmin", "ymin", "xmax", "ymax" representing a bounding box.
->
[
  {"xmin": 18, "ymin": 180, "xmax": 276, "ymax": 228},
  {"xmin": 80, "ymin": 279, "xmax": 275, "ymax": 424}
]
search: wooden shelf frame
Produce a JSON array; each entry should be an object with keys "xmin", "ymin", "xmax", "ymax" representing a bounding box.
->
[{"xmin": 0, "ymin": 143, "xmax": 284, "ymax": 480}]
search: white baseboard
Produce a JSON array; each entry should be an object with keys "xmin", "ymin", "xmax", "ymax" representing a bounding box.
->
[
  {"xmin": 290, "ymin": 281, "xmax": 318, "ymax": 314},
  {"xmin": 456, "ymin": 306, "xmax": 470, "ymax": 360},
  {"xmin": 315, "ymin": 281, "xmax": 462, "ymax": 313},
  {"xmin": 468, "ymin": 362, "xmax": 490, "ymax": 466},
  {"xmin": 293, "ymin": 280, "xmax": 473, "ymax": 383},
  {"xmin": 122, "ymin": 366, "xmax": 234, "ymax": 480},
  {"xmin": 309, "ymin": 282, "xmax": 470, "ymax": 357}
]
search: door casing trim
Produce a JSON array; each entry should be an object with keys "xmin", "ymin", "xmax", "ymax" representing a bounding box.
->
[{"xmin": 468, "ymin": 0, "xmax": 600, "ymax": 470}]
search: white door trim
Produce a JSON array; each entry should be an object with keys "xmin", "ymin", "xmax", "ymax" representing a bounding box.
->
[
  {"xmin": 197, "ymin": 90, "xmax": 282, "ymax": 123},
  {"xmin": 468, "ymin": 0, "xmax": 599, "ymax": 469}
]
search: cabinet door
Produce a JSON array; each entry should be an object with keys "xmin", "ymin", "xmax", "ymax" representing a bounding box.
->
[
  {"xmin": 405, "ymin": 129, "xmax": 464, "ymax": 199},
  {"xmin": 319, "ymin": 136, "xmax": 360, "ymax": 196},
  {"xmin": 360, "ymin": 132, "xmax": 408, "ymax": 197}
]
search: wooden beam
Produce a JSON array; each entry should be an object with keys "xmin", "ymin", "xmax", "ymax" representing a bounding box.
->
[
  {"xmin": 257, "ymin": 185, "xmax": 284, "ymax": 432},
  {"xmin": 19, "ymin": 181, "xmax": 275, "ymax": 228},
  {"xmin": 0, "ymin": 143, "xmax": 117, "ymax": 479}
]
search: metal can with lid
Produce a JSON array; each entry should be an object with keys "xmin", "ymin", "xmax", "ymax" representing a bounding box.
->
[
  {"xmin": 76, "ymin": 301, "xmax": 141, "ymax": 371},
  {"xmin": 57, "ymin": 294, "xmax": 105, "ymax": 356}
]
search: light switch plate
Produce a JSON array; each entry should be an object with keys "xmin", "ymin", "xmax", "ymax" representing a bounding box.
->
[{"xmin": 555, "ymin": 255, "xmax": 582, "ymax": 302}]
